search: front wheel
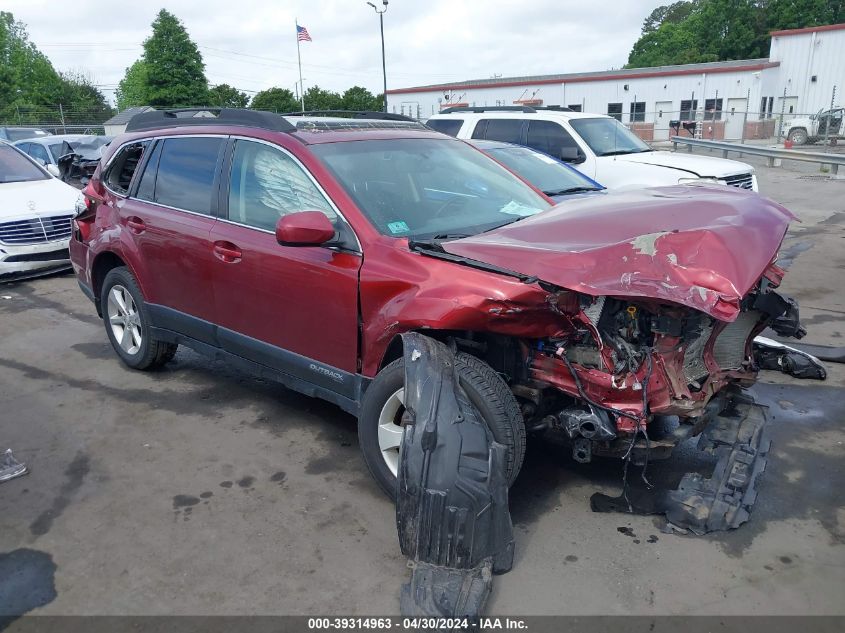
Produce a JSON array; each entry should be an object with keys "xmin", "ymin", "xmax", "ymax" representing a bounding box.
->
[
  {"xmin": 358, "ymin": 353, "xmax": 526, "ymax": 500},
  {"xmin": 788, "ymin": 128, "xmax": 808, "ymax": 145},
  {"xmin": 101, "ymin": 266, "xmax": 177, "ymax": 370}
]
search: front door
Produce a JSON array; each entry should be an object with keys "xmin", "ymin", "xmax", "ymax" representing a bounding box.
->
[
  {"xmin": 654, "ymin": 101, "xmax": 674, "ymax": 141},
  {"xmin": 209, "ymin": 138, "xmax": 362, "ymax": 394}
]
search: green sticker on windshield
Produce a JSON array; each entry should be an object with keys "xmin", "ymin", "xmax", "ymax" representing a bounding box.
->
[{"xmin": 387, "ymin": 221, "xmax": 410, "ymax": 234}]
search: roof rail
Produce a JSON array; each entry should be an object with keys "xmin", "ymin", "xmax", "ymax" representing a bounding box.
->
[
  {"xmin": 124, "ymin": 108, "xmax": 296, "ymax": 133},
  {"xmin": 279, "ymin": 110, "xmax": 417, "ymax": 122},
  {"xmin": 536, "ymin": 105, "xmax": 574, "ymax": 111},
  {"xmin": 439, "ymin": 105, "xmax": 538, "ymax": 114}
]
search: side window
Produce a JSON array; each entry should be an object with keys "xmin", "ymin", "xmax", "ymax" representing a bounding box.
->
[
  {"xmin": 135, "ymin": 141, "xmax": 163, "ymax": 202},
  {"xmin": 16, "ymin": 143, "xmax": 31, "ymax": 156},
  {"xmin": 154, "ymin": 137, "xmax": 224, "ymax": 215},
  {"xmin": 426, "ymin": 119, "xmax": 464, "ymax": 137},
  {"xmin": 29, "ymin": 143, "xmax": 50, "ymax": 164},
  {"xmin": 227, "ymin": 140, "xmax": 337, "ymax": 231},
  {"xmin": 526, "ymin": 121, "xmax": 579, "ymax": 159},
  {"xmin": 479, "ymin": 119, "xmax": 523, "ymax": 144},
  {"xmin": 106, "ymin": 141, "xmax": 150, "ymax": 195}
]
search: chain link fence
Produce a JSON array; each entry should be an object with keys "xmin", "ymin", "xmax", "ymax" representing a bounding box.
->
[{"xmin": 0, "ymin": 104, "xmax": 111, "ymax": 135}]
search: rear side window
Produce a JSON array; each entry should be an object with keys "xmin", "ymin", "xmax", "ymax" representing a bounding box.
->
[
  {"xmin": 474, "ymin": 119, "xmax": 523, "ymax": 143},
  {"xmin": 526, "ymin": 121, "xmax": 579, "ymax": 159},
  {"xmin": 426, "ymin": 119, "xmax": 463, "ymax": 137},
  {"xmin": 153, "ymin": 137, "xmax": 224, "ymax": 215},
  {"xmin": 135, "ymin": 141, "xmax": 163, "ymax": 202},
  {"xmin": 28, "ymin": 143, "xmax": 50, "ymax": 164},
  {"xmin": 106, "ymin": 141, "xmax": 149, "ymax": 194}
]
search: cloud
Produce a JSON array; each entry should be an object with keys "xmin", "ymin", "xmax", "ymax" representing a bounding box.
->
[{"xmin": 5, "ymin": 0, "xmax": 656, "ymax": 104}]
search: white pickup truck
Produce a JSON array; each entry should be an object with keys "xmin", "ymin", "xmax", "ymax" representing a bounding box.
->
[
  {"xmin": 427, "ymin": 106, "xmax": 758, "ymax": 192},
  {"xmin": 783, "ymin": 107, "xmax": 844, "ymax": 145}
]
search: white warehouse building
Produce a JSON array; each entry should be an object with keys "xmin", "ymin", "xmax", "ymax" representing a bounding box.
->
[{"xmin": 388, "ymin": 23, "xmax": 845, "ymax": 142}]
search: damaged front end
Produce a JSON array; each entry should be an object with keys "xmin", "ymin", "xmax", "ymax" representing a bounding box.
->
[{"xmin": 427, "ymin": 186, "xmax": 817, "ymax": 531}]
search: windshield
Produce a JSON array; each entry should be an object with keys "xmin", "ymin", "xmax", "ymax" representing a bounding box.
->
[
  {"xmin": 569, "ymin": 117, "xmax": 650, "ymax": 156},
  {"xmin": 0, "ymin": 144, "xmax": 49, "ymax": 183},
  {"xmin": 312, "ymin": 138, "xmax": 551, "ymax": 239},
  {"xmin": 485, "ymin": 146, "xmax": 601, "ymax": 195}
]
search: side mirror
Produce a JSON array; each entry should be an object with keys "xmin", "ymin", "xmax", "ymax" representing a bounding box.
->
[
  {"xmin": 559, "ymin": 147, "xmax": 584, "ymax": 164},
  {"xmin": 275, "ymin": 211, "xmax": 336, "ymax": 246},
  {"xmin": 47, "ymin": 164, "xmax": 61, "ymax": 178}
]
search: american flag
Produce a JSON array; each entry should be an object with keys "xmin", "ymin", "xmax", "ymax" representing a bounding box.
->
[{"xmin": 297, "ymin": 25, "xmax": 312, "ymax": 42}]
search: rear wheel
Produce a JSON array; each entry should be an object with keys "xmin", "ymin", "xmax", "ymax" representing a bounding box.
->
[
  {"xmin": 101, "ymin": 267, "xmax": 177, "ymax": 370},
  {"xmin": 788, "ymin": 128, "xmax": 808, "ymax": 145},
  {"xmin": 359, "ymin": 352, "xmax": 526, "ymax": 499}
]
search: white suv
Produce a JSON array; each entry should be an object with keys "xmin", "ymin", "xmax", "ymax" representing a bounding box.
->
[{"xmin": 428, "ymin": 107, "xmax": 758, "ymax": 192}]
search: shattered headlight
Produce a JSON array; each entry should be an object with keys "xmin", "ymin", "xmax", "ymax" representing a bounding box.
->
[{"xmin": 74, "ymin": 193, "xmax": 87, "ymax": 218}]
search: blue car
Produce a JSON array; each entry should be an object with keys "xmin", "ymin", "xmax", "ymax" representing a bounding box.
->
[{"xmin": 468, "ymin": 139, "xmax": 605, "ymax": 202}]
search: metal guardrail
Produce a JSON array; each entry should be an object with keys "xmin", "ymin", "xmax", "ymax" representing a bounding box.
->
[{"xmin": 670, "ymin": 136, "xmax": 844, "ymax": 176}]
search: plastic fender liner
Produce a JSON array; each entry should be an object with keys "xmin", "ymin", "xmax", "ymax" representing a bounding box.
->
[
  {"xmin": 753, "ymin": 336, "xmax": 827, "ymax": 380},
  {"xmin": 396, "ymin": 333, "xmax": 514, "ymax": 619}
]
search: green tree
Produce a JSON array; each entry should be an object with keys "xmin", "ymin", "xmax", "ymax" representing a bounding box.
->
[
  {"xmin": 341, "ymin": 85, "xmax": 382, "ymax": 111},
  {"xmin": 207, "ymin": 83, "xmax": 249, "ymax": 108},
  {"xmin": 115, "ymin": 60, "xmax": 150, "ymax": 110},
  {"xmin": 303, "ymin": 86, "xmax": 343, "ymax": 111},
  {"xmin": 142, "ymin": 9, "xmax": 207, "ymax": 107},
  {"xmin": 250, "ymin": 87, "xmax": 299, "ymax": 112},
  {"xmin": 0, "ymin": 11, "xmax": 111, "ymax": 124},
  {"xmin": 627, "ymin": 0, "xmax": 845, "ymax": 68}
]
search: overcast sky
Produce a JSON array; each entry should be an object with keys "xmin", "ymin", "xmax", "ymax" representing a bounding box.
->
[{"xmin": 6, "ymin": 0, "xmax": 659, "ymax": 105}]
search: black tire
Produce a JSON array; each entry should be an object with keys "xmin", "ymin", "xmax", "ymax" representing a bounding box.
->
[
  {"xmin": 788, "ymin": 128, "xmax": 808, "ymax": 145},
  {"xmin": 100, "ymin": 266, "xmax": 178, "ymax": 370},
  {"xmin": 359, "ymin": 352, "xmax": 526, "ymax": 500}
]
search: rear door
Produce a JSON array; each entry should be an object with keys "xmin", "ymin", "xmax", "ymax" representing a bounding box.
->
[
  {"xmin": 113, "ymin": 136, "xmax": 225, "ymax": 343},
  {"xmin": 209, "ymin": 138, "xmax": 362, "ymax": 386}
]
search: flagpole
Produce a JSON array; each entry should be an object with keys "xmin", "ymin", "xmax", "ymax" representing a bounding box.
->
[{"xmin": 296, "ymin": 20, "xmax": 305, "ymax": 112}]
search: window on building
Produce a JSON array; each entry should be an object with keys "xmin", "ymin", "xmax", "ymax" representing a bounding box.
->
[
  {"xmin": 567, "ymin": 104, "xmax": 582, "ymax": 112},
  {"xmin": 607, "ymin": 103, "xmax": 623, "ymax": 121},
  {"xmin": 704, "ymin": 98, "xmax": 723, "ymax": 120},
  {"xmin": 767, "ymin": 97, "xmax": 774, "ymax": 117},
  {"xmin": 629, "ymin": 101, "xmax": 646, "ymax": 123},
  {"xmin": 680, "ymin": 99, "xmax": 698, "ymax": 121},
  {"xmin": 760, "ymin": 97, "xmax": 768, "ymax": 118}
]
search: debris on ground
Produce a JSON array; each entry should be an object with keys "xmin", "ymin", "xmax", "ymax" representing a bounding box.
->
[
  {"xmin": 396, "ymin": 333, "xmax": 514, "ymax": 620},
  {"xmin": 754, "ymin": 336, "xmax": 827, "ymax": 379},
  {"xmin": 0, "ymin": 449, "xmax": 28, "ymax": 483},
  {"xmin": 591, "ymin": 387, "xmax": 770, "ymax": 535}
]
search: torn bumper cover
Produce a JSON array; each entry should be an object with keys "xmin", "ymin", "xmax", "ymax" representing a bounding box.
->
[
  {"xmin": 397, "ymin": 333, "xmax": 514, "ymax": 619},
  {"xmin": 591, "ymin": 387, "xmax": 770, "ymax": 534}
]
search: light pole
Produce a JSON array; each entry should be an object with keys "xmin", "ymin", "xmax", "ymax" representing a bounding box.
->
[{"xmin": 367, "ymin": 0, "xmax": 388, "ymax": 112}]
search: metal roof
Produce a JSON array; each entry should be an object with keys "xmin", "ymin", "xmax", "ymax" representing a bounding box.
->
[{"xmin": 388, "ymin": 58, "xmax": 778, "ymax": 95}]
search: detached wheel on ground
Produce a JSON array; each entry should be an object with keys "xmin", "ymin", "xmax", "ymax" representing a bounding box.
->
[
  {"xmin": 788, "ymin": 128, "xmax": 809, "ymax": 145},
  {"xmin": 358, "ymin": 352, "xmax": 526, "ymax": 500},
  {"xmin": 101, "ymin": 266, "xmax": 177, "ymax": 370}
]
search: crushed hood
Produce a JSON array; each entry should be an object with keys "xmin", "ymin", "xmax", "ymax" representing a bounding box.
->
[
  {"xmin": 443, "ymin": 186, "xmax": 795, "ymax": 321},
  {"xmin": 615, "ymin": 150, "xmax": 753, "ymax": 177}
]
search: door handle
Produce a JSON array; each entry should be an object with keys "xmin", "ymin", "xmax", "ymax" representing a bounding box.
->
[
  {"xmin": 213, "ymin": 241, "xmax": 242, "ymax": 263},
  {"xmin": 126, "ymin": 216, "xmax": 145, "ymax": 233}
]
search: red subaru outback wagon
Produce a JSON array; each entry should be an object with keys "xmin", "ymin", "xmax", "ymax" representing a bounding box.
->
[{"xmin": 70, "ymin": 108, "xmax": 802, "ymax": 502}]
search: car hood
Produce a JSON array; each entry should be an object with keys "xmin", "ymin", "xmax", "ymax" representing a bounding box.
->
[
  {"xmin": 613, "ymin": 150, "xmax": 753, "ymax": 178},
  {"xmin": 442, "ymin": 186, "xmax": 795, "ymax": 321},
  {"xmin": 0, "ymin": 178, "xmax": 79, "ymax": 221}
]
